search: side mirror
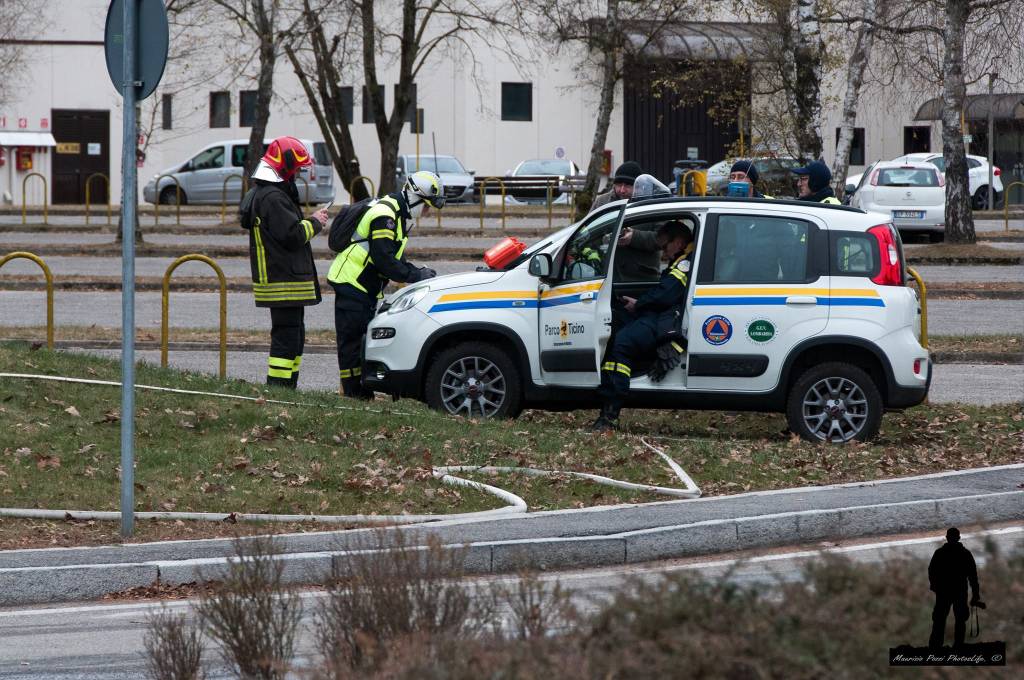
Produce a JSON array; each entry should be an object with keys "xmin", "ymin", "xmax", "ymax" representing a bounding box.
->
[
  {"xmin": 467, "ymin": 169, "xmax": 476, "ymax": 175},
  {"xmin": 528, "ymin": 253, "xmax": 552, "ymax": 278},
  {"xmin": 845, "ymin": 183, "xmax": 856, "ymax": 194},
  {"xmin": 181, "ymin": 161, "xmax": 192, "ymax": 172}
]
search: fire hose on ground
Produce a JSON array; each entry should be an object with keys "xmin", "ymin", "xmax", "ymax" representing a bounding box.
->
[{"xmin": 0, "ymin": 373, "xmax": 702, "ymax": 526}]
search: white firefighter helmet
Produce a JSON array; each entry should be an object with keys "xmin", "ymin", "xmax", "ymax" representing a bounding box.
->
[{"xmin": 404, "ymin": 170, "xmax": 445, "ymax": 216}]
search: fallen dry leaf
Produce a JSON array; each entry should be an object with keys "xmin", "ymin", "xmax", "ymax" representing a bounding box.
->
[{"xmin": 64, "ymin": 406, "xmax": 81, "ymax": 417}]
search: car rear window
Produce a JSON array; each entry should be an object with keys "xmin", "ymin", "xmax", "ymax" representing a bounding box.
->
[
  {"xmin": 877, "ymin": 168, "xmax": 940, "ymax": 187},
  {"xmin": 833, "ymin": 233, "xmax": 877, "ymax": 276},
  {"xmin": 313, "ymin": 142, "xmax": 330, "ymax": 166}
]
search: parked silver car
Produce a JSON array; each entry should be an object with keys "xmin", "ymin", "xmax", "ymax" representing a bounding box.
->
[
  {"xmin": 396, "ymin": 154, "xmax": 475, "ymax": 203},
  {"xmin": 503, "ymin": 158, "xmax": 582, "ymax": 205},
  {"xmin": 143, "ymin": 138, "xmax": 334, "ymax": 205}
]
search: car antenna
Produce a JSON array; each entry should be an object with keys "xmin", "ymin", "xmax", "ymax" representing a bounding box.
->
[{"xmin": 432, "ymin": 132, "xmax": 439, "ymax": 177}]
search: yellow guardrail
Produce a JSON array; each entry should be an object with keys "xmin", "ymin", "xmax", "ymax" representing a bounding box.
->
[
  {"xmin": 21, "ymin": 173, "xmax": 48, "ymax": 225},
  {"xmin": 478, "ymin": 177, "xmax": 507, "ymax": 232},
  {"xmin": 906, "ymin": 267, "xmax": 928, "ymax": 349},
  {"xmin": 221, "ymin": 173, "xmax": 247, "ymax": 224},
  {"xmin": 153, "ymin": 174, "xmax": 183, "ymax": 226},
  {"xmin": 0, "ymin": 251, "xmax": 54, "ymax": 348},
  {"xmin": 1004, "ymin": 181, "xmax": 1024, "ymax": 232},
  {"xmin": 161, "ymin": 254, "xmax": 227, "ymax": 378},
  {"xmin": 84, "ymin": 173, "xmax": 112, "ymax": 226},
  {"xmin": 349, "ymin": 175, "xmax": 375, "ymax": 200}
]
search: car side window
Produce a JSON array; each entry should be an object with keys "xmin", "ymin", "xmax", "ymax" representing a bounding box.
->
[
  {"xmin": 232, "ymin": 145, "xmax": 248, "ymax": 167},
  {"xmin": 712, "ymin": 215, "xmax": 809, "ymax": 283},
  {"xmin": 967, "ymin": 158, "xmax": 982, "ymax": 169},
  {"xmin": 559, "ymin": 211, "xmax": 619, "ymax": 282},
  {"xmin": 192, "ymin": 146, "xmax": 224, "ymax": 170},
  {"xmin": 929, "ymin": 157, "xmax": 946, "ymax": 172},
  {"xmin": 834, "ymin": 233, "xmax": 877, "ymax": 275}
]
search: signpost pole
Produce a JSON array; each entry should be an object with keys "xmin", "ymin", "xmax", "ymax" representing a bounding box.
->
[{"xmin": 120, "ymin": 0, "xmax": 138, "ymax": 538}]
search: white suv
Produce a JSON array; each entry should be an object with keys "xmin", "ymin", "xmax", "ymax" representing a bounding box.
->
[{"xmin": 364, "ymin": 197, "xmax": 931, "ymax": 442}]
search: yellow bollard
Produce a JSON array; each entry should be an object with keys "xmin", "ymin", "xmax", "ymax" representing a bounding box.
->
[
  {"xmin": 85, "ymin": 173, "xmax": 112, "ymax": 226},
  {"xmin": 546, "ymin": 178, "xmax": 555, "ymax": 231},
  {"xmin": 161, "ymin": 254, "xmax": 228, "ymax": 378},
  {"xmin": 0, "ymin": 251, "xmax": 54, "ymax": 348},
  {"xmin": 21, "ymin": 173, "xmax": 48, "ymax": 225},
  {"xmin": 477, "ymin": 177, "xmax": 507, "ymax": 232},
  {"xmin": 153, "ymin": 174, "xmax": 183, "ymax": 226},
  {"xmin": 906, "ymin": 267, "xmax": 928, "ymax": 349},
  {"xmin": 1003, "ymin": 181, "xmax": 1024, "ymax": 233},
  {"xmin": 348, "ymin": 175, "xmax": 375, "ymax": 201},
  {"xmin": 221, "ymin": 173, "xmax": 246, "ymax": 224},
  {"xmin": 680, "ymin": 170, "xmax": 707, "ymax": 197}
]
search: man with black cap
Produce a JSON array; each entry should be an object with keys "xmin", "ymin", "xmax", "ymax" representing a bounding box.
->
[
  {"xmin": 793, "ymin": 160, "xmax": 841, "ymax": 203},
  {"xmin": 728, "ymin": 160, "xmax": 771, "ymax": 198},
  {"xmin": 928, "ymin": 527, "xmax": 983, "ymax": 648},
  {"xmin": 590, "ymin": 160, "xmax": 643, "ymax": 213}
]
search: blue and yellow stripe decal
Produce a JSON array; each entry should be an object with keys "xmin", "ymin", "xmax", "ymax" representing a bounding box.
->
[
  {"xmin": 693, "ymin": 287, "xmax": 884, "ymax": 307},
  {"xmin": 428, "ymin": 281, "xmax": 604, "ymax": 313}
]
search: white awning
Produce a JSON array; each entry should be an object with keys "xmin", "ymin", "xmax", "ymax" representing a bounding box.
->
[{"xmin": 0, "ymin": 131, "xmax": 58, "ymax": 147}]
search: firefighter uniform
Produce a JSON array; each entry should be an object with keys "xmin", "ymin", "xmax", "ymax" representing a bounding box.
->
[
  {"xmin": 242, "ymin": 179, "xmax": 322, "ymax": 388},
  {"xmin": 598, "ymin": 244, "xmax": 694, "ymax": 419},
  {"xmin": 327, "ymin": 194, "xmax": 432, "ymax": 398}
]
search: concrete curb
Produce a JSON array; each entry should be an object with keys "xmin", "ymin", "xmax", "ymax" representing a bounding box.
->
[{"xmin": 2, "ymin": 489, "xmax": 1020, "ymax": 606}]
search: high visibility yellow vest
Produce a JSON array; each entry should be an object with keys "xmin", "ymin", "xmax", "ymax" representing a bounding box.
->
[
  {"xmin": 821, "ymin": 196, "xmax": 841, "ymax": 204},
  {"xmin": 326, "ymin": 196, "xmax": 408, "ymax": 295}
]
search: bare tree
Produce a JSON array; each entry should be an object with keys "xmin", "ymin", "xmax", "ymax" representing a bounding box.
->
[{"xmin": 0, "ymin": 0, "xmax": 36, "ymax": 108}]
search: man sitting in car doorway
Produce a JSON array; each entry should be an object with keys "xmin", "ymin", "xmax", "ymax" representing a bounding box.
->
[{"xmin": 592, "ymin": 219, "xmax": 694, "ymax": 432}]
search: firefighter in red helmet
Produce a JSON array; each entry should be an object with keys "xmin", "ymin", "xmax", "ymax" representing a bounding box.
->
[{"xmin": 239, "ymin": 136, "xmax": 329, "ymax": 388}]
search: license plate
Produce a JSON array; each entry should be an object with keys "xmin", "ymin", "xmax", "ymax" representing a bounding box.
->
[{"xmin": 893, "ymin": 210, "xmax": 925, "ymax": 219}]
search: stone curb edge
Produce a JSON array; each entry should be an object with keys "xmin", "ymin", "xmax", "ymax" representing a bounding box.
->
[{"xmin": 2, "ymin": 490, "xmax": 1020, "ymax": 607}]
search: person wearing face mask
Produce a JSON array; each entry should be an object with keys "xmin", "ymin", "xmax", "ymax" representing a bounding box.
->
[
  {"xmin": 592, "ymin": 219, "xmax": 694, "ymax": 431},
  {"xmin": 240, "ymin": 136, "xmax": 329, "ymax": 389},
  {"xmin": 726, "ymin": 159, "xmax": 773, "ymax": 198},
  {"xmin": 327, "ymin": 171, "xmax": 445, "ymax": 399}
]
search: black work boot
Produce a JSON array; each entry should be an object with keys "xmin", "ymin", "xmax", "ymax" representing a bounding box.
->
[
  {"xmin": 590, "ymin": 405, "xmax": 619, "ymax": 432},
  {"xmin": 267, "ymin": 375, "xmax": 293, "ymax": 389},
  {"xmin": 288, "ymin": 372, "xmax": 299, "ymax": 389}
]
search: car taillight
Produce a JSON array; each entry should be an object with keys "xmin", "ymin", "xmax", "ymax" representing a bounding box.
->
[
  {"xmin": 936, "ymin": 172, "xmax": 945, "ymax": 187},
  {"xmin": 913, "ymin": 359, "xmax": 923, "ymax": 375},
  {"xmin": 309, "ymin": 165, "xmax": 316, "ymax": 180},
  {"xmin": 868, "ymin": 224, "xmax": 903, "ymax": 286},
  {"xmin": 869, "ymin": 169, "xmax": 881, "ymax": 186},
  {"xmin": 994, "ymin": 166, "xmax": 1001, "ymax": 177}
]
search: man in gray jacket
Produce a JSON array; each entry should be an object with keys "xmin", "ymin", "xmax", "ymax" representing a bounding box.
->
[{"xmin": 590, "ymin": 161, "xmax": 642, "ymax": 213}]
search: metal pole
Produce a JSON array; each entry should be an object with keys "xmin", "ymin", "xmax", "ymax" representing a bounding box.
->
[
  {"xmin": 120, "ymin": 0, "xmax": 138, "ymax": 538},
  {"xmin": 988, "ymin": 73, "xmax": 996, "ymax": 211}
]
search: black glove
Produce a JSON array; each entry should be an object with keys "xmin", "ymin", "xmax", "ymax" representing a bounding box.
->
[
  {"xmin": 649, "ymin": 342, "xmax": 684, "ymax": 383},
  {"xmin": 417, "ymin": 267, "xmax": 437, "ymax": 280}
]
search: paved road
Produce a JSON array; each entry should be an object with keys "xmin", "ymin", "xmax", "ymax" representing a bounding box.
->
[
  {"xmin": 0, "ymin": 525, "xmax": 1019, "ymax": 679},
  {"xmin": 63, "ymin": 348, "xmax": 1024, "ymax": 406},
  {"xmin": 2, "ymin": 292, "xmax": 1020, "ymax": 337},
  {"xmin": 911, "ymin": 263, "xmax": 1024, "ymax": 283}
]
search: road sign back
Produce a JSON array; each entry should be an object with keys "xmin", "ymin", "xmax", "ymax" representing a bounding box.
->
[{"xmin": 104, "ymin": 0, "xmax": 169, "ymax": 100}]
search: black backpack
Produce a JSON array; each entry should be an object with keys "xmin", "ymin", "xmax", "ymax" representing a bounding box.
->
[
  {"xmin": 328, "ymin": 197, "xmax": 375, "ymax": 252},
  {"xmin": 238, "ymin": 186, "xmax": 260, "ymax": 230}
]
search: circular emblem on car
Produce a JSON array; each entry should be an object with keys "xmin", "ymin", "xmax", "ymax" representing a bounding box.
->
[
  {"xmin": 747, "ymin": 319, "xmax": 776, "ymax": 343},
  {"xmin": 702, "ymin": 315, "xmax": 733, "ymax": 346}
]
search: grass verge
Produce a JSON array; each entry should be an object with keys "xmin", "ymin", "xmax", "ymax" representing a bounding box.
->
[{"xmin": 1, "ymin": 342, "xmax": 1022, "ymax": 548}]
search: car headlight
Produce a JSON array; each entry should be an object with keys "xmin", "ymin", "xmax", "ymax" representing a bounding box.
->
[{"xmin": 387, "ymin": 285, "xmax": 429, "ymax": 314}]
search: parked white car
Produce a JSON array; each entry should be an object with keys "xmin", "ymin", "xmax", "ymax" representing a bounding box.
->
[
  {"xmin": 363, "ymin": 196, "xmax": 929, "ymax": 442},
  {"xmin": 850, "ymin": 162, "xmax": 945, "ymax": 242},
  {"xmin": 143, "ymin": 138, "xmax": 334, "ymax": 206},
  {"xmin": 846, "ymin": 153, "xmax": 1004, "ymax": 209}
]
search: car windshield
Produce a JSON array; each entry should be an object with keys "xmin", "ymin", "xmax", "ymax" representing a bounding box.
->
[
  {"xmin": 406, "ymin": 156, "xmax": 465, "ymax": 173},
  {"xmin": 877, "ymin": 168, "xmax": 940, "ymax": 187},
  {"xmin": 515, "ymin": 160, "xmax": 572, "ymax": 175}
]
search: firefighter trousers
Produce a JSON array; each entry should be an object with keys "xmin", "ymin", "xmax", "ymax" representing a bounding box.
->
[
  {"xmin": 598, "ymin": 315, "xmax": 658, "ymax": 419},
  {"xmin": 267, "ymin": 307, "xmax": 305, "ymax": 389},
  {"xmin": 334, "ymin": 304, "xmax": 375, "ymax": 399}
]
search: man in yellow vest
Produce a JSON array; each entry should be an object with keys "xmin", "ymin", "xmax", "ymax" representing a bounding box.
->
[
  {"xmin": 793, "ymin": 160, "xmax": 842, "ymax": 204},
  {"xmin": 327, "ymin": 171, "xmax": 444, "ymax": 398}
]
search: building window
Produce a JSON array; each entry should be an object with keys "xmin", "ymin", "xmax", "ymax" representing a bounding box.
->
[
  {"xmin": 161, "ymin": 94, "xmax": 172, "ymax": 130},
  {"xmin": 340, "ymin": 86, "xmax": 354, "ymax": 124},
  {"xmin": 835, "ymin": 127, "xmax": 865, "ymax": 166},
  {"xmin": 210, "ymin": 91, "xmax": 230, "ymax": 128},
  {"xmin": 239, "ymin": 91, "xmax": 257, "ymax": 127},
  {"xmin": 904, "ymin": 126, "xmax": 931, "ymax": 154},
  {"xmin": 394, "ymin": 83, "xmax": 417, "ymax": 129},
  {"xmin": 362, "ymin": 85, "xmax": 384, "ymax": 124},
  {"xmin": 501, "ymin": 82, "xmax": 532, "ymax": 121}
]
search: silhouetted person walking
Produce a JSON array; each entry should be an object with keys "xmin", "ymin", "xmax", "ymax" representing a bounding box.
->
[{"xmin": 928, "ymin": 528, "xmax": 982, "ymax": 649}]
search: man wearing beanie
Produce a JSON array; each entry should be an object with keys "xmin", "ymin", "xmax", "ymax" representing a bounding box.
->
[
  {"xmin": 590, "ymin": 160, "xmax": 643, "ymax": 213},
  {"xmin": 728, "ymin": 160, "xmax": 771, "ymax": 198},
  {"xmin": 793, "ymin": 160, "xmax": 841, "ymax": 203}
]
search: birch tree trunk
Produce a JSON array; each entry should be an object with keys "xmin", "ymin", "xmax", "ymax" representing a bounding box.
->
[
  {"xmin": 833, "ymin": 0, "xmax": 880, "ymax": 198},
  {"xmin": 792, "ymin": 0, "xmax": 824, "ymax": 161},
  {"xmin": 578, "ymin": 0, "xmax": 620, "ymax": 216},
  {"xmin": 940, "ymin": 0, "xmax": 975, "ymax": 243},
  {"xmin": 243, "ymin": 1, "xmax": 276, "ymax": 182}
]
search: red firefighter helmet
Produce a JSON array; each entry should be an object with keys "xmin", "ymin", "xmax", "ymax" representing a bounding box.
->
[{"xmin": 252, "ymin": 136, "xmax": 312, "ymax": 182}]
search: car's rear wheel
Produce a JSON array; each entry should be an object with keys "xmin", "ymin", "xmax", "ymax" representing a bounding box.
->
[
  {"xmin": 159, "ymin": 186, "xmax": 187, "ymax": 205},
  {"xmin": 786, "ymin": 362, "xmax": 882, "ymax": 443},
  {"xmin": 425, "ymin": 342, "xmax": 523, "ymax": 419}
]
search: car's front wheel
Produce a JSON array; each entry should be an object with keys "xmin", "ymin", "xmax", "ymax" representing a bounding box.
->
[
  {"xmin": 159, "ymin": 186, "xmax": 187, "ymax": 205},
  {"xmin": 425, "ymin": 342, "xmax": 523, "ymax": 419},
  {"xmin": 786, "ymin": 362, "xmax": 883, "ymax": 443}
]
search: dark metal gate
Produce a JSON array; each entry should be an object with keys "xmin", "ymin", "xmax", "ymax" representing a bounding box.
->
[
  {"xmin": 51, "ymin": 109, "xmax": 110, "ymax": 204},
  {"xmin": 623, "ymin": 62, "xmax": 747, "ymax": 184}
]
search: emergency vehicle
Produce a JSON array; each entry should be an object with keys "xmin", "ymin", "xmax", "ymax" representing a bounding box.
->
[{"xmin": 363, "ymin": 197, "xmax": 931, "ymax": 442}]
